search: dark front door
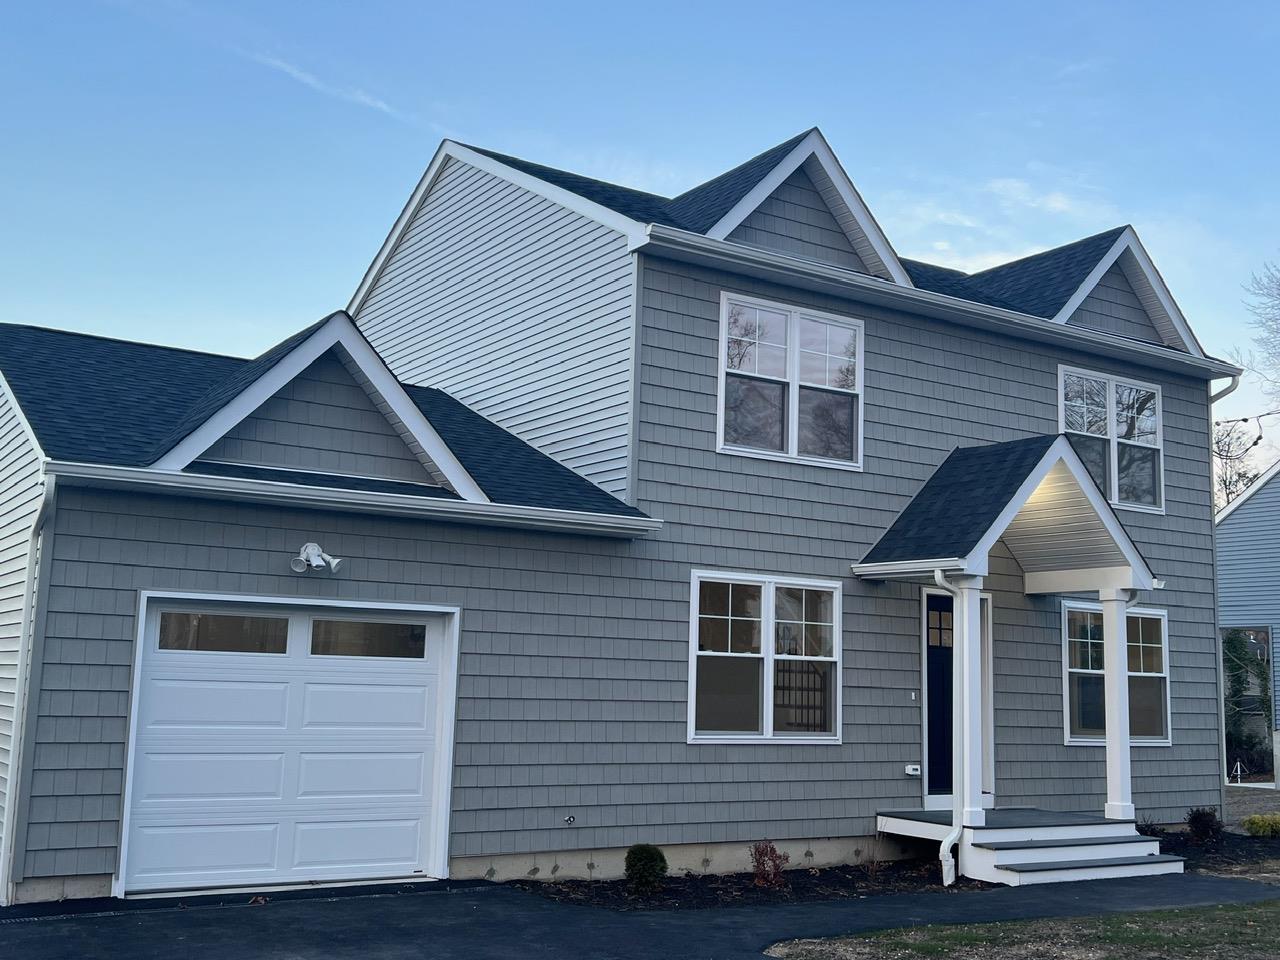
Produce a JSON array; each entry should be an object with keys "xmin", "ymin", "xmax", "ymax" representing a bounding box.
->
[{"xmin": 925, "ymin": 593, "xmax": 953, "ymax": 796}]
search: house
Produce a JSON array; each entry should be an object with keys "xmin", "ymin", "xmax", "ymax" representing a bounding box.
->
[
  {"xmin": 0, "ymin": 128, "xmax": 1239, "ymax": 904},
  {"xmin": 1216, "ymin": 459, "xmax": 1280, "ymax": 779}
]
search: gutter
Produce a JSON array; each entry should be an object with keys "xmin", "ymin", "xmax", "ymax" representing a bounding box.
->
[
  {"xmin": 635, "ymin": 225, "xmax": 1242, "ymax": 380},
  {"xmin": 0, "ymin": 476, "xmax": 56, "ymax": 905},
  {"xmin": 43, "ymin": 462, "xmax": 663, "ymax": 539}
]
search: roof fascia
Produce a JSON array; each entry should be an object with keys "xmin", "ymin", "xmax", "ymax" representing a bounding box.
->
[
  {"xmin": 0, "ymin": 366, "xmax": 47, "ymax": 462},
  {"xmin": 637, "ymin": 224, "xmax": 1241, "ymax": 380},
  {"xmin": 348, "ymin": 141, "xmax": 647, "ymax": 314},
  {"xmin": 44, "ymin": 460, "xmax": 661, "ymax": 538},
  {"xmin": 1215, "ymin": 455, "xmax": 1280, "ymax": 524},
  {"xmin": 1049, "ymin": 226, "xmax": 1205, "ymax": 358},
  {"xmin": 703, "ymin": 130, "xmax": 913, "ymax": 286},
  {"xmin": 150, "ymin": 314, "xmax": 490, "ymax": 503}
]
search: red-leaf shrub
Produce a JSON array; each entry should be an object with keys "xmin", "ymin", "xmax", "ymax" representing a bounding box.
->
[{"xmin": 749, "ymin": 840, "xmax": 790, "ymax": 888}]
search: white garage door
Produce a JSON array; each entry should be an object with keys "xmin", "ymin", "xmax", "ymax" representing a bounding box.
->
[{"xmin": 122, "ymin": 601, "xmax": 452, "ymax": 894}]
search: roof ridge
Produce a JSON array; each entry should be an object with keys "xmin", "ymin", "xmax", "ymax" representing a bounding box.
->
[
  {"xmin": 965, "ymin": 225, "xmax": 1129, "ymax": 278},
  {"xmin": 668, "ymin": 128, "xmax": 815, "ymax": 203},
  {"xmin": 0, "ymin": 321, "xmax": 251, "ymax": 362},
  {"xmin": 461, "ymin": 144, "xmax": 675, "ymax": 202}
]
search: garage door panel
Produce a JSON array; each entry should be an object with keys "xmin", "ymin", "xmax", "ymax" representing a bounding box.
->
[
  {"xmin": 301, "ymin": 682, "xmax": 432, "ymax": 731},
  {"xmin": 134, "ymin": 751, "xmax": 286, "ymax": 803},
  {"xmin": 128, "ymin": 823, "xmax": 281, "ymax": 880},
  {"xmin": 144, "ymin": 678, "xmax": 289, "ymax": 729},
  {"xmin": 292, "ymin": 818, "xmax": 421, "ymax": 871},
  {"xmin": 297, "ymin": 752, "xmax": 426, "ymax": 799}
]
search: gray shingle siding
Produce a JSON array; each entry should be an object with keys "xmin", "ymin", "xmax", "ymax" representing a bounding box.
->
[
  {"xmin": 727, "ymin": 165, "xmax": 868, "ymax": 272},
  {"xmin": 0, "ymin": 379, "xmax": 43, "ymax": 870},
  {"xmin": 355, "ymin": 158, "xmax": 636, "ymax": 497},
  {"xmin": 198, "ymin": 351, "xmax": 436, "ymax": 483},
  {"xmin": 1217, "ymin": 471, "xmax": 1280, "ymax": 729},
  {"xmin": 1067, "ymin": 261, "xmax": 1164, "ymax": 344}
]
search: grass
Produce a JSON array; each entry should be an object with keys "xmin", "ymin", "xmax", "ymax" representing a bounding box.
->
[{"xmin": 767, "ymin": 898, "xmax": 1280, "ymax": 959}]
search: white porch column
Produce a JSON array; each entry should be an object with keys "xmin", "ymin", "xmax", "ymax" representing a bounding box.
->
[
  {"xmin": 952, "ymin": 575, "xmax": 985, "ymax": 828},
  {"xmin": 1100, "ymin": 587, "xmax": 1135, "ymax": 820}
]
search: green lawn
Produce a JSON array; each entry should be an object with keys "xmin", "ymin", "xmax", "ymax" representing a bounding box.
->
[{"xmin": 767, "ymin": 899, "xmax": 1280, "ymax": 959}]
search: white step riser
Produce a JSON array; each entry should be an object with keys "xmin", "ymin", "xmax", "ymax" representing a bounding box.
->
[
  {"xmin": 1001, "ymin": 860, "xmax": 1184, "ymax": 886},
  {"xmin": 962, "ymin": 823, "xmax": 1138, "ymax": 844},
  {"xmin": 963, "ymin": 842, "xmax": 1161, "ymax": 877}
]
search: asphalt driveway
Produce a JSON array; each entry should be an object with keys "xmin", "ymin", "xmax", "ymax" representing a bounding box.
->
[{"xmin": 3, "ymin": 874, "xmax": 1278, "ymax": 960}]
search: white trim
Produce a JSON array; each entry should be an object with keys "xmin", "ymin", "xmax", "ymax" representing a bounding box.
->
[
  {"xmin": 348, "ymin": 141, "xmax": 647, "ymax": 314},
  {"xmin": 639, "ymin": 225, "xmax": 1241, "ymax": 380},
  {"xmin": 1060, "ymin": 600, "xmax": 1173, "ymax": 748},
  {"xmin": 113, "ymin": 590, "xmax": 462, "ymax": 898},
  {"xmin": 686, "ymin": 569, "xmax": 844, "ymax": 745},
  {"xmin": 715, "ymin": 291, "xmax": 865, "ymax": 471},
  {"xmin": 44, "ymin": 460, "xmax": 662, "ymax": 538},
  {"xmin": 0, "ymin": 367, "xmax": 47, "ymax": 462},
  {"xmin": 1216, "ymin": 455, "xmax": 1280, "ymax": 524},
  {"xmin": 703, "ymin": 130, "xmax": 913, "ymax": 287},
  {"xmin": 151, "ymin": 312, "xmax": 489, "ymax": 504},
  {"xmin": 1050, "ymin": 227, "xmax": 1205, "ymax": 359},
  {"xmin": 1058, "ymin": 364, "xmax": 1166, "ymax": 514}
]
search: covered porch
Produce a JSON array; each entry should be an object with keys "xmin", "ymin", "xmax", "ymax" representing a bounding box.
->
[{"xmin": 853, "ymin": 434, "xmax": 1182, "ymax": 884}]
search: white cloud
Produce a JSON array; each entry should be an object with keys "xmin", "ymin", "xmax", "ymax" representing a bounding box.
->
[{"xmin": 242, "ymin": 52, "xmax": 411, "ymax": 122}]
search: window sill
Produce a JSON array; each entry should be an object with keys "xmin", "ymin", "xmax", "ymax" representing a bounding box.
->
[
  {"xmin": 1065, "ymin": 736, "xmax": 1172, "ymax": 748},
  {"xmin": 717, "ymin": 445, "xmax": 863, "ymax": 473},
  {"xmin": 688, "ymin": 735, "xmax": 843, "ymax": 746},
  {"xmin": 1112, "ymin": 501, "xmax": 1166, "ymax": 516}
]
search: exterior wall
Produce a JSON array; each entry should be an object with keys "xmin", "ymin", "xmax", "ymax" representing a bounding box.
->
[
  {"xmin": 354, "ymin": 158, "xmax": 636, "ymax": 497},
  {"xmin": 198, "ymin": 351, "xmax": 434, "ymax": 483},
  {"xmin": 1217, "ymin": 472, "xmax": 1280, "ymax": 730},
  {"xmin": 727, "ymin": 166, "xmax": 868, "ymax": 272},
  {"xmin": 0, "ymin": 379, "xmax": 43, "ymax": 876},
  {"xmin": 634, "ymin": 252, "xmax": 1221, "ymax": 825},
  {"xmin": 1067, "ymin": 261, "xmax": 1164, "ymax": 344}
]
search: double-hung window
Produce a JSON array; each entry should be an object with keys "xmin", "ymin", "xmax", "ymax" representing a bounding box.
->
[
  {"xmin": 1063, "ymin": 602, "xmax": 1171, "ymax": 745},
  {"xmin": 1058, "ymin": 366, "xmax": 1163, "ymax": 511},
  {"xmin": 689, "ymin": 571, "xmax": 842, "ymax": 742},
  {"xmin": 718, "ymin": 294, "xmax": 864, "ymax": 468}
]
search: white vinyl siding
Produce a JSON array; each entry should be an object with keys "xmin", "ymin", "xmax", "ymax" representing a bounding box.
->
[{"xmin": 355, "ymin": 158, "xmax": 636, "ymax": 497}]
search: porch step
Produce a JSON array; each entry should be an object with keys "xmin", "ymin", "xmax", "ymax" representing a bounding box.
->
[
  {"xmin": 994, "ymin": 853, "xmax": 1184, "ymax": 885},
  {"xmin": 971, "ymin": 834, "xmax": 1156, "ymax": 851}
]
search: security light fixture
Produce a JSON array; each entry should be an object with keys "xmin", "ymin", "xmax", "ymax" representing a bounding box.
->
[{"xmin": 290, "ymin": 542, "xmax": 344, "ymax": 574}]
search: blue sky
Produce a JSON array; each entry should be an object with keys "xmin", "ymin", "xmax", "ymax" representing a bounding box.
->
[{"xmin": 4, "ymin": 1, "xmax": 1278, "ymax": 426}]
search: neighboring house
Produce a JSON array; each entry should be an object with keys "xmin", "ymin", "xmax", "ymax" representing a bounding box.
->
[
  {"xmin": 0, "ymin": 127, "xmax": 1239, "ymax": 904},
  {"xmin": 1216, "ymin": 460, "xmax": 1280, "ymax": 775}
]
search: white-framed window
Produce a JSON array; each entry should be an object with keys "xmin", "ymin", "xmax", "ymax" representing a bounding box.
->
[
  {"xmin": 717, "ymin": 292, "xmax": 864, "ymax": 470},
  {"xmin": 1058, "ymin": 365, "xmax": 1164, "ymax": 512},
  {"xmin": 688, "ymin": 570, "xmax": 842, "ymax": 743},
  {"xmin": 1061, "ymin": 601, "xmax": 1171, "ymax": 746}
]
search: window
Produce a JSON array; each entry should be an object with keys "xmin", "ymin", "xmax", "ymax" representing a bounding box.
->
[
  {"xmin": 1059, "ymin": 366, "xmax": 1163, "ymax": 511},
  {"xmin": 311, "ymin": 619, "xmax": 426, "ymax": 658},
  {"xmin": 689, "ymin": 571, "xmax": 841, "ymax": 741},
  {"xmin": 719, "ymin": 294, "xmax": 864, "ymax": 468},
  {"xmin": 1063, "ymin": 602, "xmax": 1170, "ymax": 745},
  {"xmin": 158, "ymin": 611, "xmax": 289, "ymax": 654}
]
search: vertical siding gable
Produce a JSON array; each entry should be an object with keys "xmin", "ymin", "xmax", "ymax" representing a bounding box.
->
[
  {"xmin": 355, "ymin": 158, "xmax": 636, "ymax": 497},
  {"xmin": 1067, "ymin": 261, "xmax": 1165, "ymax": 344},
  {"xmin": 197, "ymin": 350, "xmax": 436, "ymax": 483},
  {"xmin": 727, "ymin": 165, "xmax": 870, "ymax": 272}
]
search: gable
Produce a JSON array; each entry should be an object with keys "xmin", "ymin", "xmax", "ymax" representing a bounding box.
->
[
  {"xmin": 727, "ymin": 163, "xmax": 870, "ymax": 272},
  {"xmin": 1066, "ymin": 258, "xmax": 1165, "ymax": 345},
  {"xmin": 196, "ymin": 349, "xmax": 439, "ymax": 485}
]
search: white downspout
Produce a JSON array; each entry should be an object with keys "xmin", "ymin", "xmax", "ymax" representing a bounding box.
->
[
  {"xmin": 932, "ymin": 569, "xmax": 962, "ymax": 886},
  {"xmin": 1210, "ymin": 374, "xmax": 1240, "ymax": 405},
  {"xmin": 0, "ymin": 476, "xmax": 56, "ymax": 905}
]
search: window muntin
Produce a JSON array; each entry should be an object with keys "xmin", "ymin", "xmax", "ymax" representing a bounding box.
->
[
  {"xmin": 690, "ymin": 572, "xmax": 841, "ymax": 741},
  {"xmin": 1063, "ymin": 603, "xmax": 1170, "ymax": 745},
  {"xmin": 158, "ymin": 612, "xmax": 288, "ymax": 654},
  {"xmin": 310, "ymin": 619, "xmax": 427, "ymax": 659},
  {"xmin": 720, "ymin": 295, "xmax": 864, "ymax": 468},
  {"xmin": 1059, "ymin": 366, "xmax": 1163, "ymax": 510}
]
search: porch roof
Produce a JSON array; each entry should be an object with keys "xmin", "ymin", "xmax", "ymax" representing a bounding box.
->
[{"xmin": 853, "ymin": 434, "xmax": 1155, "ymax": 593}]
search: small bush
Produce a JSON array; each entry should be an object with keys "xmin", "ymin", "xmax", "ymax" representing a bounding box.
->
[
  {"xmin": 1185, "ymin": 806, "xmax": 1224, "ymax": 842},
  {"xmin": 624, "ymin": 843, "xmax": 667, "ymax": 894},
  {"xmin": 1243, "ymin": 813, "xmax": 1280, "ymax": 837},
  {"xmin": 749, "ymin": 839, "xmax": 790, "ymax": 888}
]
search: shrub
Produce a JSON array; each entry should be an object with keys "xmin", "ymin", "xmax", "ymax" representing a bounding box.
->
[
  {"xmin": 1243, "ymin": 813, "xmax": 1280, "ymax": 837},
  {"xmin": 749, "ymin": 839, "xmax": 790, "ymax": 888},
  {"xmin": 1185, "ymin": 806, "xmax": 1224, "ymax": 842},
  {"xmin": 624, "ymin": 843, "xmax": 667, "ymax": 894}
]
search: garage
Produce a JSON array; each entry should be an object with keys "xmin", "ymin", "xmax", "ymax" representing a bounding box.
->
[{"xmin": 119, "ymin": 597, "xmax": 458, "ymax": 894}]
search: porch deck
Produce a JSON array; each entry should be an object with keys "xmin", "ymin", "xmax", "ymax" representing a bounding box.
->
[{"xmin": 878, "ymin": 806, "xmax": 1125, "ymax": 831}]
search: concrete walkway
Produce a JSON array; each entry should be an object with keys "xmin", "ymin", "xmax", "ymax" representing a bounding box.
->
[{"xmin": 3, "ymin": 873, "xmax": 1278, "ymax": 960}]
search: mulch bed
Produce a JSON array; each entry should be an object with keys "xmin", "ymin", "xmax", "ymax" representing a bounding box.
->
[
  {"xmin": 1144, "ymin": 826, "xmax": 1280, "ymax": 872},
  {"xmin": 509, "ymin": 857, "xmax": 991, "ymax": 912}
]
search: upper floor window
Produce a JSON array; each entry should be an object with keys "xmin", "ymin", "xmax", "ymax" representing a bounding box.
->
[
  {"xmin": 1058, "ymin": 365, "xmax": 1163, "ymax": 512},
  {"xmin": 718, "ymin": 294, "xmax": 864, "ymax": 470}
]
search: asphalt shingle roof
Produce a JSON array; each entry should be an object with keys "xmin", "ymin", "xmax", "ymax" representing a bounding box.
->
[
  {"xmin": 0, "ymin": 323, "xmax": 644, "ymax": 519},
  {"xmin": 860, "ymin": 435, "xmax": 1060, "ymax": 565}
]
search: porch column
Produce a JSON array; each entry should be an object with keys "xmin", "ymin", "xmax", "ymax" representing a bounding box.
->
[
  {"xmin": 952, "ymin": 575, "xmax": 985, "ymax": 828},
  {"xmin": 1100, "ymin": 587, "xmax": 1135, "ymax": 820}
]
